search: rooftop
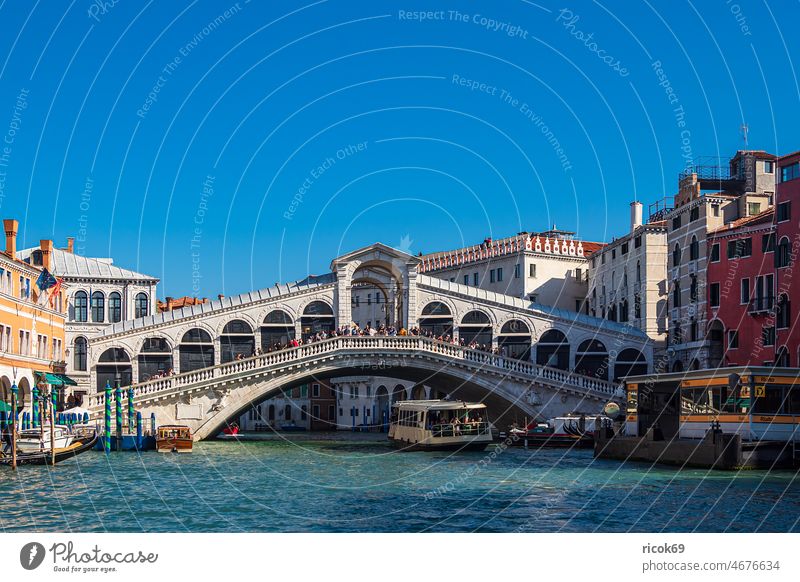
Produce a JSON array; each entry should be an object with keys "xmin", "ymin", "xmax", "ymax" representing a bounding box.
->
[{"xmin": 17, "ymin": 246, "xmax": 159, "ymax": 282}]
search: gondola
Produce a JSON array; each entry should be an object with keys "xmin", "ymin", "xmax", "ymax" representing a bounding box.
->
[{"xmin": 0, "ymin": 433, "xmax": 99, "ymax": 466}]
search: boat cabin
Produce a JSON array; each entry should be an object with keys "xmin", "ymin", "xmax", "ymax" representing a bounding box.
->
[
  {"xmin": 388, "ymin": 400, "xmax": 493, "ymax": 451},
  {"xmin": 624, "ymin": 367, "xmax": 800, "ymax": 442}
]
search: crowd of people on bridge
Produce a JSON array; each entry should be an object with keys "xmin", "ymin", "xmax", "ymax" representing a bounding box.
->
[{"xmin": 250, "ymin": 322, "xmax": 505, "ymax": 358}]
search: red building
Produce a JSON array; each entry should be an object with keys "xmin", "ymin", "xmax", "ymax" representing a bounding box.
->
[
  {"xmin": 774, "ymin": 150, "xmax": 800, "ymax": 366},
  {"xmin": 706, "ymin": 209, "xmax": 777, "ymax": 367}
]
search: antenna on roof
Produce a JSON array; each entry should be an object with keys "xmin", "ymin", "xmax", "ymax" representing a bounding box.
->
[{"xmin": 740, "ymin": 123, "xmax": 749, "ymax": 148}]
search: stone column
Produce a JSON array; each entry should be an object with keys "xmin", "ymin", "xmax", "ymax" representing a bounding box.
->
[
  {"xmin": 405, "ymin": 266, "xmax": 418, "ymax": 329},
  {"xmin": 335, "ymin": 265, "xmax": 352, "ymax": 328}
]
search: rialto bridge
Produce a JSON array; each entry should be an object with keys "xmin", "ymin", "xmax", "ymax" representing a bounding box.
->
[{"xmin": 84, "ymin": 244, "xmax": 651, "ymax": 439}]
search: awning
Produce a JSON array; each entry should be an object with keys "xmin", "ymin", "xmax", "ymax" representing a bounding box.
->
[{"xmin": 34, "ymin": 372, "xmax": 78, "ymax": 386}]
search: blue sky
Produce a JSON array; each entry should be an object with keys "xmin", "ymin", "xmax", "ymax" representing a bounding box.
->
[{"xmin": 0, "ymin": 0, "xmax": 797, "ymax": 298}]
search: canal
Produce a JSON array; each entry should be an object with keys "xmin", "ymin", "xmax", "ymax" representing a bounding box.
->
[{"xmin": 2, "ymin": 433, "xmax": 798, "ymax": 532}]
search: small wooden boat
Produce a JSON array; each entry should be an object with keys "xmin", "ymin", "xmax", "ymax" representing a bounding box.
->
[
  {"xmin": 0, "ymin": 431, "xmax": 98, "ymax": 466},
  {"xmin": 156, "ymin": 425, "xmax": 193, "ymax": 453},
  {"xmin": 501, "ymin": 414, "xmax": 607, "ymax": 448}
]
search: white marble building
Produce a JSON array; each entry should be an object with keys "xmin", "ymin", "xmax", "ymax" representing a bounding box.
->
[
  {"xmin": 418, "ymin": 228, "xmax": 603, "ymax": 313},
  {"xmin": 18, "ymin": 239, "xmax": 159, "ymax": 402}
]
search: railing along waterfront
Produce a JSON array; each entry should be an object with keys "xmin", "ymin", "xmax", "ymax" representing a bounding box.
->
[{"xmin": 87, "ymin": 336, "xmax": 621, "ymax": 409}]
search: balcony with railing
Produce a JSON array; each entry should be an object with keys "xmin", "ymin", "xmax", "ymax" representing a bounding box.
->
[{"xmin": 748, "ymin": 297, "xmax": 775, "ymax": 315}]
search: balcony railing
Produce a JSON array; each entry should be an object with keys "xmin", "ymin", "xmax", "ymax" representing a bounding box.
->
[{"xmin": 748, "ymin": 297, "xmax": 775, "ymax": 314}]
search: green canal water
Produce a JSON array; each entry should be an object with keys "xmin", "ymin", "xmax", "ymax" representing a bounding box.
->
[{"xmin": 2, "ymin": 433, "xmax": 798, "ymax": 532}]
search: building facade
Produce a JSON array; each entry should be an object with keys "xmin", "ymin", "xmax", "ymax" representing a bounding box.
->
[
  {"xmin": 706, "ymin": 209, "xmax": 777, "ymax": 367},
  {"xmin": 666, "ymin": 150, "xmax": 777, "ymax": 371},
  {"xmin": 1, "ymin": 219, "xmax": 69, "ymax": 413},
  {"xmin": 587, "ymin": 202, "xmax": 668, "ymax": 357},
  {"xmin": 17, "ymin": 239, "xmax": 159, "ymax": 401},
  {"xmin": 419, "ymin": 229, "xmax": 603, "ymax": 313},
  {"xmin": 774, "ymin": 150, "xmax": 800, "ymax": 366}
]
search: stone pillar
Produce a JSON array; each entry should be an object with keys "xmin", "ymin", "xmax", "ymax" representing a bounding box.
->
[
  {"xmin": 213, "ymin": 338, "xmax": 221, "ymax": 366},
  {"xmin": 335, "ymin": 265, "xmax": 352, "ymax": 328},
  {"xmin": 173, "ymin": 346, "xmax": 181, "ymax": 374},
  {"xmin": 405, "ymin": 267, "xmax": 418, "ymax": 329}
]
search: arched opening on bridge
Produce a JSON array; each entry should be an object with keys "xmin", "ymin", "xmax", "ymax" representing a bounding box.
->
[
  {"xmin": 221, "ymin": 320, "xmax": 255, "ymax": 363},
  {"xmin": 411, "ymin": 385, "xmax": 427, "ymax": 400},
  {"xmin": 419, "ymin": 301, "xmax": 453, "ymax": 337},
  {"xmin": 498, "ymin": 319, "xmax": 531, "ymax": 360},
  {"xmin": 574, "ymin": 339, "xmax": 609, "ymax": 380},
  {"xmin": 375, "ymin": 385, "xmax": 390, "ymax": 430},
  {"xmin": 391, "ymin": 384, "xmax": 406, "ymax": 403},
  {"xmin": 96, "ymin": 347, "xmax": 132, "ymax": 391},
  {"xmin": 301, "ymin": 301, "xmax": 335, "ymax": 339},
  {"xmin": 138, "ymin": 337, "xmax": 173, "ymax": 382},
  {"xmin": 459, "ymin": 310, "xmax": 492, "ymax": 347},
  {"xmin": 352, "ymin": 262, "xmax": 404, "ymax": 328},
  {"xmin": 535, "ymin": 329, "xmax": 569, "ymax": 370},
  {"xmin": 180, "ymin": 328, "xmax": 214, "ymax": 373},
  {"xmin": 613, "ymin": 348, "xmax": 648, "ymax": 381},
  {"xmin": 261, "ymin": 310, "xmax": 295, "ymax": 351},
  {"xmin": 707, "ymin": 319, "xmax": 724, "ymax": 368}
]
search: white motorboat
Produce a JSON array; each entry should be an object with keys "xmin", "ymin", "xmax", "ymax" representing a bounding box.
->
[
  {"xmin": 388, "ymin": 400, "xmax": 493, "ymax": 451},
  {"xmin": 16, "ymin": 425, "xmax": 74, "ymax": 453}
]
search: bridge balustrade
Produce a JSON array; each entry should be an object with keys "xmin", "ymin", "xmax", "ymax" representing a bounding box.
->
[{"xmin": 87, "ymin": 335, "xmax": 622, "ymax": 410}]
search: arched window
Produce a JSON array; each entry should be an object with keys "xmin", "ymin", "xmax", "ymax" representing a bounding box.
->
[
  {"xmin": 673, "ymin": 281, "xmax": 682, "ymax": 307},
  {"xmin": 73, "ymin": 336, "xmax": 88, "ymax": 371},
  {"xmin": 777, "ymin": 294, "xmax": 790, "ymax": 329},
  {"xmin": 74, "ymin": 291, "xmax": 88, "ymax": 322},
  {"xmin": 636, "ymin": 260, "xmax": 641, "ymax": 283},
  {"xmin": 575, "ymin": 339, "xmax": 609, "ymax": 379},
  {"xmin": 220, "ymin": 319, "xmax": 255, "ymax": 363},
  {"xmin": 138, "ymin": 337, "xmax": 173, "ymax": 382},
  {"xmin": 619, "ymin": 299, "xmax": 629, "ymax": 323},
  {"xmin": 108, "ymin": 292, "xmax": 122, "ymax": 323},
  {"xmin": 689, "ymin": 236, "xmax": 699, "ymax": 261},
  {"xmin": 419, "ymin": 302, "xmax": 453, "ymax": 337},
  {"xmin": 179, "ymin": 328, "xmax": 214, "ymax": 373},
  {"xmin": 134, "ymin": 293, "xmax": 149, "ymax": 318},
  {"xmin": 776, "ymin": 346, "xmax": 790, "ymax": 367},
  {"xmin": 498, "ymin": 319, "xmax": 531, "ymax": 360},
  {"xmin": 673, "ymin": 243, "xmax": 681, "ymax": 267},
  {"xmin": 536, "ymin": 329, "xmax": 570, "ymax": 370},
  {"xmin": 777, "ymin": 237, "xmax": 791, "ymax": 268},
  {"xmin": 91, "ymin": 291, "xmax": 105, "ymax": 323},
  {"xmin": 614, "ymin": 348, "xmax": 648, "ymax": 381},
  {"xmin": 301, "ymin": 301, "xmax": 335, "ymax": 338},
  {"xmin": 459, "ymin": 310, "xmax": 492, "ymax": 346},
  {"xmin": 262, "ymin": 310, "xmax": 295, "ymax": 350},
  {"xmin": 96, "ymin": 348, "xmax": 132, "ymax": 391}
]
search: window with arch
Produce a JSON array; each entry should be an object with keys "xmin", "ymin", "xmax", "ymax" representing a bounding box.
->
[
  {"xmin": 91, "ymin": 291, "xmax": 105, "ymax": 323},
  {"xmin": 777, "ymin": 294, "xmax": 790, "ymax": 329},
  {"xmin": 135, "ymin": 293, "xmax": 149, "ymax": 318},
  {"xmin": 689, "ymin": 236, "xmax": 699, "ymax": 261},
  {"xmin": 74, "ymin": 291, "xmax": 88, "ymax": 322},
  {"xmin": 776, "ymin": 346, "xmax": 790, "ymax": 367},
  {"xmin": 636, "ymin": 260, "xmax": 641, "ymax": 283},
  {"xmin": 776, "ymin": 237, "xmax": 791, "ymax": 268},
  {"xmin": 672, "ymin": 243, "xmax": 681, "ymax": 267},
  {"xmin": 73, "ymin": 336, "xmax": 88, "ymax": 371},
  {"xmin": 108, "ymin": 292, "xmax": 122, "ymax": 323},
  {"xmin": 536, "ymin": 329, "xmax": 569, "ymax": 370}
]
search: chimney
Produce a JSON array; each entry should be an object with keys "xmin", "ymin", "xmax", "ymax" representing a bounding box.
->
[
  {"xmin": 166, "ymin": 296, "xmax": 174, "ymax": 310},
  {"xmin": 66, "ymin": 237, "xmax": 74, "ymax": 254},
  {"xmin": 630, "ymin": 201, "xmax": 643, "ymax": 232},
  {"xmin": 3, "ymin": 219, "xmax": 18, "ymax": 260},
  {"xmin": 217, "ymin": 294, "xmax": 225, "ymax": 300},
  {"xmin": 40, "ymin": 239, "xmax": 53, "ymax": 271}
]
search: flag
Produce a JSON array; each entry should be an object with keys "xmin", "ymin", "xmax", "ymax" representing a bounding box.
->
[
  {"xmin": 48, "ymin": 277, "xmax": 63, "ymax": 308},
  {"xmin": 36, "ymin": 268, "xmax": 57, "ymax": 291}
]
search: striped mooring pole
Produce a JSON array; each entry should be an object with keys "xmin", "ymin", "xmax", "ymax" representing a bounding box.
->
[
  {"xmin": 136, "ymin": 411, "xmax": 143, "ymax": 450},
  {"xmin": 150, "ymin": 413, "xmax": 156, "ymax": 437},
  {"xmin": 127, "ymin": 388, "xmax": 135, "ymax": 433},
  {"xmin": 103, "ymin": 381, "xmax": 112, "ymax": 452},
  {"xmin": 115, "ymin": 383, "xmax": 123, "ymax": 452},
  {"xmin": 32, "ymin": 386, "xmax": 39, "ymax": 428}
]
